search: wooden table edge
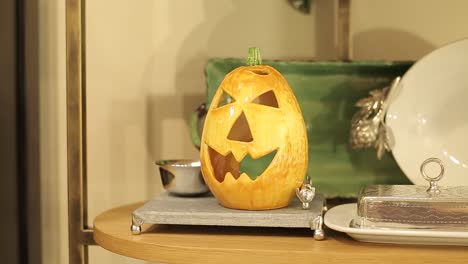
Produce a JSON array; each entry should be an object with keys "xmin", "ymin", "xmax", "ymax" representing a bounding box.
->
[{"xmin": 93, "ymin": 202, "xmax": 468, "ymax": 264}]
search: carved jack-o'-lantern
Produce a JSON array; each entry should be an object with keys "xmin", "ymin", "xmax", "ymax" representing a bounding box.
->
[{"xmin": 200, "ymin": 48, "xmax": 308, "ymax": 210}]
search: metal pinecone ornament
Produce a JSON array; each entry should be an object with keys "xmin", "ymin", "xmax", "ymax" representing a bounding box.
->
[{"xmin": 350, "ymin": 77, "xmax": 400, "ymax": 159}]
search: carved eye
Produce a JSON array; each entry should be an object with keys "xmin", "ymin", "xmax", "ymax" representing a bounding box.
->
[
  {"xmin": 216, "ymin": 90, "xmax": 235, "ymax": 108},
  {"xmin": 251, "ymin": 90, "xmax": 279, "ymax": 108}
]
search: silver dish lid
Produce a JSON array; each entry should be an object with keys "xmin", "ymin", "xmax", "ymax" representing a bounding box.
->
[{"xmin": 353, "ymin": 158, "xmax": 468, "ymax": 230}]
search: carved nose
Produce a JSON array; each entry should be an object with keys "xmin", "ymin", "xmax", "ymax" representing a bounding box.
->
[{"xmin": 227, "ymin": 112, "xmax": 253, "ymax": 142}]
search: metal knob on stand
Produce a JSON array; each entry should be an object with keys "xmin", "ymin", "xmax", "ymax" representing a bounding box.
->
[{"xmin": 296, "ymin": 176, "xmax": 316, "ymax": 209}]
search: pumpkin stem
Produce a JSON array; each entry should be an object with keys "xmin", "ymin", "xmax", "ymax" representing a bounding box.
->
[{"xmin": 246, "ymin": 47, "xmax": 262, "ymax": 66}]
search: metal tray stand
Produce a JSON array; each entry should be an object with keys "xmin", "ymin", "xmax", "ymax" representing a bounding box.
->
[{"xmin": 131, "ymin": 192, "xmax": 326, "ymax": 240}]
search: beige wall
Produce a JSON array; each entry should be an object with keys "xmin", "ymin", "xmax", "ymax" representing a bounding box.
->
[
  {"xmin": 39, "ymin": 0, "xmax": 67, "ymax": 262},
  {"xmin": 351, "ymin": 0, "xmax": 468, "ymax": 60},
  {"xmin": 40, "ymin": 0, "xmax": 468, "ymax": 263}
]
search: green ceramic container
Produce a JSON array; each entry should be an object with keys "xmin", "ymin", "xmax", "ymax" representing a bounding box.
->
[{"xmin": 191, "ymin": 58, "xmax": 413, "ymax": 198}]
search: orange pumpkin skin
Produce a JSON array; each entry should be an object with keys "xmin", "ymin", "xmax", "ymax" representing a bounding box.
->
[{"xmin": 200, "ymin": 64, "xmax": 308, "ymax": 210}]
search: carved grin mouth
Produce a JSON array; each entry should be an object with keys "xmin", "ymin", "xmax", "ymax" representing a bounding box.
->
[{"xmin": 208, "ymin": 146, "xmax": 277, "ymax": 182}]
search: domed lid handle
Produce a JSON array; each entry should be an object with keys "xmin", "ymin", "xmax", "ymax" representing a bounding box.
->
[{"xmin": 420, "ymin": 157, "xmax": 445, "ymax": 194}]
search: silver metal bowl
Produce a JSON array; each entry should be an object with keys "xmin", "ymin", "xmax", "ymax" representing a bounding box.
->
[{"xmin": 155, "ymin": 160, "xmax": 209, "ymax": 196}]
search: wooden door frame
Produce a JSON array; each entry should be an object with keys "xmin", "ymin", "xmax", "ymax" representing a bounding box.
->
[{"xmin": 0, "ymin": 0, "xmax": 41, "ymax": 263}]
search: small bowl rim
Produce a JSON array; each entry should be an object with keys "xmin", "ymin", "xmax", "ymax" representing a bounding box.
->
[{"xmin": 155, "ymin": 159, "xmax": 201, "ymax": 168}]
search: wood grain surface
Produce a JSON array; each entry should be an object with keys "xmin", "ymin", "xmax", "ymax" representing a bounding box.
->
[{"xmin": 94, "ymin": 202, "xmax": 468, "ymax": 264}]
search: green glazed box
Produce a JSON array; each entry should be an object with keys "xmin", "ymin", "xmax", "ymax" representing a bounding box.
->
[{"xmin": 191, "ymin": 58, "xmax": 413, "ymax": 198}]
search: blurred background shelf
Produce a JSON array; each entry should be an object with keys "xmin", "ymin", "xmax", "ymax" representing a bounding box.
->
[{"xmin": 61, "ymin": 0, "xmax": 468, "ymax": 263}]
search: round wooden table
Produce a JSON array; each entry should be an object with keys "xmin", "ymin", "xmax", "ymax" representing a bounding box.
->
[{"xmin": 94, "ymin": 202, "xmax": 468, "ymax": 264}]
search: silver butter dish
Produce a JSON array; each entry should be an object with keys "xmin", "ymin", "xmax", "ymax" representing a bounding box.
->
[{"xmin": 353, "ymin": 158, "xmax": 468, "ymax": 230}]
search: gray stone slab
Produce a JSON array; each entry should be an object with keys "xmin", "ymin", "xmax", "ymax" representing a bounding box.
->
[{"xmin": 132, "ymin": 192, "xmax": 325, "ymax": 229}]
